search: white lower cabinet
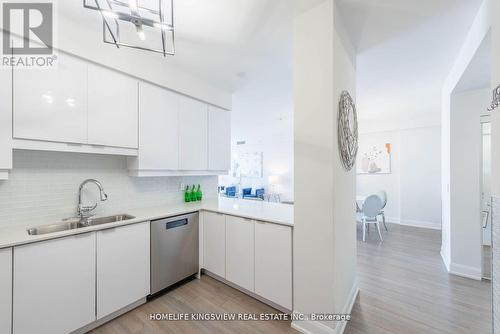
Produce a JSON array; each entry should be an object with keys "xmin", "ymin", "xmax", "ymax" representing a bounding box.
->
[
  {"xmin": 203, "ymin": 211, "xmax": 226, "ymax": 277},
  {"xmin": 96, "ymin": 222, "xmax": 150, "ymax": 319},
  {"xmin": 202, "ymin": 212, "xmax": 293, "ymax": 311},
  {"xmin": 13, "ymin": 233, "xmax": 96, "ymax": 334},
  {"xmin": 225, "ymin": 216, "xmax": 254, "ymax": 292},
  {"xmin": 255, "ymin": 222, "xmax": 293, "ymax": 310},
  {"xmin": 0, "ymin": 248, "xmax": 12, "ymax": 334}
]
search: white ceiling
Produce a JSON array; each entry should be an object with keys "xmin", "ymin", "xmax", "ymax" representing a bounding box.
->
[
  {"xmin": 336, "ymin": 0, "xmax": 484, "ymax": 127},
  {"xmin": 60, "ymin": 0, "xmax": 292, "ymax": 93}
]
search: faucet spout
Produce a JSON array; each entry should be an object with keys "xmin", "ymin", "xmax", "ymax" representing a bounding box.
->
[{"xmin": 77, "ymin": 179, "xmax": 108, "ymax": 220}]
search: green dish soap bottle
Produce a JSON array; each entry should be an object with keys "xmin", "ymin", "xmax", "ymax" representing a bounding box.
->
[
  {"xmin": 196, "ymin": 184, "xmax": 202, "ymax": 201},
  {"xmin": 190, "ymin": 185, "xmax": 197, "ymax": 202},
  {"xmin": 184, "ymin": 185, "xmax": 191, "ymax": 203}
]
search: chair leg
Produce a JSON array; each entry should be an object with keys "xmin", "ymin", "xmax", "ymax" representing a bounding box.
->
[
  {"xmin": 362, "ymin": 220, "xmax": 366, "ymax": 242},
  {"xmin": 376, "ymin": 222, "xmax": 383, "ymax": 242},
  {"xmin": 382, "ymin": 213, "xmax": 388, "ymax": 231}
]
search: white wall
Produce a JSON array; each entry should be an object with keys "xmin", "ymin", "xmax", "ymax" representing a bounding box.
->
[
  {"xmin": 448, "ymin": 88, "xmax": 489, "ymax": 280},
  {"xmin": 357, "ymin": 127, "xmax": 442, "ymax": 229},
  {"xmin": 36, "ymin": 5, "xmax": 232, "ymax": 109},
  {"xmin": 357, "ymin": 131, "xmax": 401, "ymax": 222},
  {"xmin": 224, "ymin": 140, "xmax": 294, "ymax": 201},
  {"xmin": 0, "ymin": 150, "xmax": 217, "ymax": 229},
  {"xmin": 222, "ymin": 60, "xmax": 294, "ymax": 200},
  {"xmin": 293, "ymin": 1, "xmax": 357, "ymax": 333},
  {"xmin": 491, "ymin": 2, "xmax": 500, "ymax": 331},
  {"xmin": 491, "ymin": 1, "xmax": 500, "ymax": 197},
  {"xmin": 441, "ymin": 0, "xmax": 491, "ymax": 274}
]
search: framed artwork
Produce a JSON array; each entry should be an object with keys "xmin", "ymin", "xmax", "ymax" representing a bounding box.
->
[
  {"xmin": 356, "ymin": 143, "xmax": 392, "ymax": 174},
  {"xmin": 232, "ymin": 152, "xmax": 263, "ymax": 178}
]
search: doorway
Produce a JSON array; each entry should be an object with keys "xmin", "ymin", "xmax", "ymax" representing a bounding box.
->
[{"xmin": 481, "ymin": 119, "xmax": 492, "ymax": 280}]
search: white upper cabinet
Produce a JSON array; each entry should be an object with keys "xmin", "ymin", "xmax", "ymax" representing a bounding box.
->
[
  {"xmin": 0, "ymin": 60, "xmax": 12, "ymax": 179},
  {"xmin": 13, "ymin": 233, "xmax": 96, "ymax": 334},
  {"xmin": 10, "ymin": 49, "xmax": 229, "ymax": 173},
  {"xmin": 88, "ymin": 65, "xmax": 139, "ymax": 148},
  {"xmin": 96, "ymin": 222, "xmax": 150, "ymax": 319},
  {"xmin": 0, "ymin": 248, "xmax": 12, "ymax": 334},
  {"xmin": 208, "ymin": 106, "xmax": 231, "ymax": 171},
  {"xmin": 128, "ymin": 82, "xmax": 179, "ymax": 172},
  {"xmin": 179, "ymin": 96, "xmax": 208, "ymax": 170},
  {"xmin": 13, "ymin": 53, "xmax": 88, "ymax": 144}
]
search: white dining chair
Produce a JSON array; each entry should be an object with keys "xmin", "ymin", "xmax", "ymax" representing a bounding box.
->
[
  {"xmin": 377, "ymin": 191, "xmax": 388, "ymax": 231},
  {"xmin": 360, "ymin": 194, "xmax": 384, "ymax": 242}
]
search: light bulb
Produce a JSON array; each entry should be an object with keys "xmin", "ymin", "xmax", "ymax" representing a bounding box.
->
[{"xmin": 136, "ymin": 25, "xmax": 146, "ymax": 41}]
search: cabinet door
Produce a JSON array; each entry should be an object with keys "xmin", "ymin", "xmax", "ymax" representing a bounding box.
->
[
  {"xmin": 13, "ymin": 52, "xmax": 88, "ymax": 144},
  {"xmin": 179, "ymin": 97, "xmax": 208, "ymax": 170},
  {"xmin": 88, "ymin": 65, "xmax": 138, "ymax": 148},
  {"xmin": 131, "ymin": 82, "xmax": 179, "ymax": 170},
  {"xmin": 13, "ymin": 233, "xmax": 96, "ymax": 334},
  {"xmin": 208, "ymin": 106, "xmax": 231, "ymax": 171},
  {"xmin": 225, "ymin": 216, "xmax": 254, "ymax": 291},
  {"xmin": 0, "ymin": 62, "xmax": 12, "ymax": 175},
  {"xmin": 203, "ymin": 212, "xmax": 226, "ymax": 277},
  {"xmin": 0, "ymin": 248, "xmax": 12, "ymax": 334},
  {"xmin": 97, "ymin": 222, "xmax": 150, "ymax": 319},
  {"xmin": 255, "ymin": 222, "xmax": 292, "ymax": 310}
]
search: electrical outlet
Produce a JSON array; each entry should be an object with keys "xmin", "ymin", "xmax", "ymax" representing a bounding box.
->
[{"xmin": 180, "ymin": 182, "xmax": 185, "ymax": 191}]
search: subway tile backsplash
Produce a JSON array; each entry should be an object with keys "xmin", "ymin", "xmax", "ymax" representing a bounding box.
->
[{"xmin": 0, "ymin": 150, "xmax": 218, "ymax": 228}]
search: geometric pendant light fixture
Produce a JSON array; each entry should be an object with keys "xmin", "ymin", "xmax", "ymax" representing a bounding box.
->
[{"xmin": 83, "ymin": 0, "xmax": 175, "ymax": 57}]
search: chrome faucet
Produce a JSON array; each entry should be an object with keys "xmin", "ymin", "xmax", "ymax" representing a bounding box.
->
[{"xmin": 77, "ymin": 179, "xmax": 108, "ymax": 220}]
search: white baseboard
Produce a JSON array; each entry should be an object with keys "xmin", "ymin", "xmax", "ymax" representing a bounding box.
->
[
  {"xmin": 440, "ymin": 249, "xmax": 451, "ymax": 272},
  {"xmin": 291, "ymin": 313, "xmax": 336, "ymax": 334},
  {"xmin": 291, "ymin": 281, "xmax": 359, "ymax": 334},
  {"xmin": 386, "ymin": 217, "xmax": 441, "ymax": 230},
  {"xmin": 449, "ymin": 262, "xmax": 482, "ymax": 280},
  {"xmin": 336, "ymin": 281, "xmax": 359, "ymax": 334}
]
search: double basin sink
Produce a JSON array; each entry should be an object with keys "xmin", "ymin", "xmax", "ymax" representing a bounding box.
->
[{"xmin": 27, "ymin": 214, "xmax": 136, "ymax": 236}]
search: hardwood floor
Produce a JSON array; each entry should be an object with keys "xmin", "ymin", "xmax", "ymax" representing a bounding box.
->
[
  {"xmin": 345, "ymin": 223, "xmax": 492, "ymax": 334},
  {"xmin": 91, "ymin": 223, "xmax": 492, "ymax": 334},
  {"xmin": 90, "ymin": 275, "xmax": 297, "ymax": 334},
  {"xmin": 483, "ymin": 245, "xmax": 492, "ymax": 280}
]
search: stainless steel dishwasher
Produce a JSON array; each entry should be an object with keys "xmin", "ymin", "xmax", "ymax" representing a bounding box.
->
[{"xmin": 150, "ymin": 212, "xmax": 199, "ymax": 295}]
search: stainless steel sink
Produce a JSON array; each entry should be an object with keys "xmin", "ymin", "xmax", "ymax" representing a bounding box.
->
[
  {"xmin": 86, "ymin": 214, "xmax": 136, "ymax": 226},
  {"xmin": 27, "ymin": 221, "xmax": 86, "ymax": 236},
  {"xmin": 27, "ymin": 214, "xmax": 136, "ymax": 236}
]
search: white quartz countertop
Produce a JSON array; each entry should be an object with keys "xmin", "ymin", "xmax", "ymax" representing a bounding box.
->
[{"xmin": 0, "ymin": 197, "xmax": 293, "ymax": 249}]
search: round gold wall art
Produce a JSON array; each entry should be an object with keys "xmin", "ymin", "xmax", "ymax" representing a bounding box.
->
[{"xmin": 338, "ymin": 91, "xmax": 358, "ymax": 171}]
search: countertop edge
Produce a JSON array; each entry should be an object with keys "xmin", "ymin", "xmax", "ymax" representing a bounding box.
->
[{"xmin": 0, "ymin": 204, "xmax": 293, "ymax": 249}]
